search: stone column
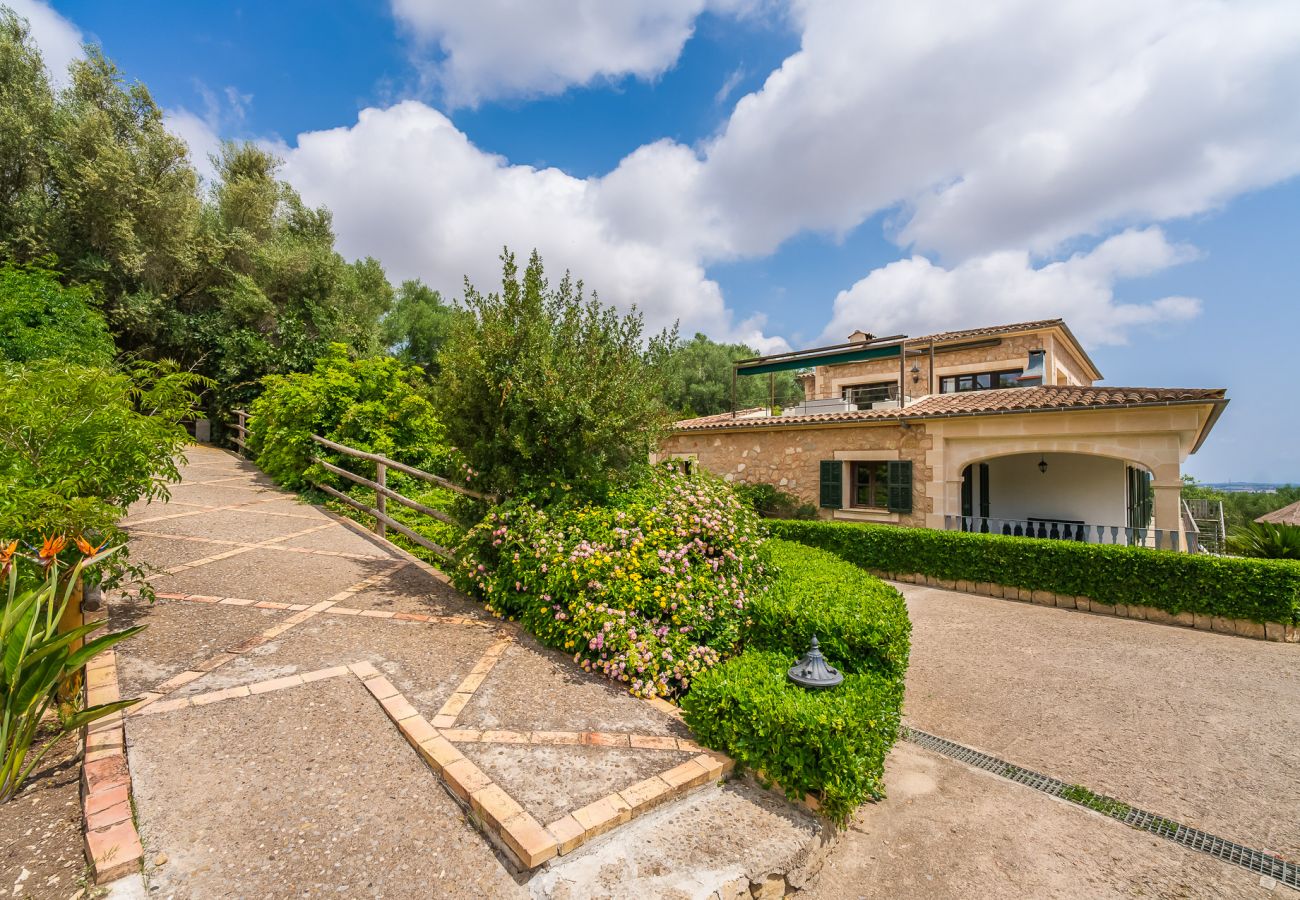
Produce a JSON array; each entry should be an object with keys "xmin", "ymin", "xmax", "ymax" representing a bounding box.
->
[{"xmin": 1152, "ymin": 481, "xmax": 1185, "ymax": 551}]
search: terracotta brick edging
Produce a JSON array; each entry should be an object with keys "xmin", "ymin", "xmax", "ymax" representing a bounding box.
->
[
  {"xmin": 81, "ymin": 644, "xmax": 145, "ymax": 884},
  {"xmin": 889, "ymin": 572, "xmax": 1300, "ymax": 643}
]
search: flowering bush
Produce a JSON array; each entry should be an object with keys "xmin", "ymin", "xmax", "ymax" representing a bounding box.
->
[{"xmin": 457, "ymin": 463, "xmax": 768, "ymax": 698}]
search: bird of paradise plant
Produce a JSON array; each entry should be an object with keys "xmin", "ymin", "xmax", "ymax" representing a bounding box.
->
[{"xmin": 1, "ymin": 540, "xmax": 143, "ymax": 802}]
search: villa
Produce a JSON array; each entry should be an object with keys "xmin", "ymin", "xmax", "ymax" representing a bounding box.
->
[{"xmin": 660, "ymin": 319, "xmax": 1228, "ymax": 551}]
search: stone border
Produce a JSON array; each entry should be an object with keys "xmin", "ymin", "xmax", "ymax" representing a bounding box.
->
[
  {"xmin": 888, "ymin": 572, "xmax": 1300, "ymax": 643},
  {"xmin": 82, "ymin": 643, "xmax": 145, "ymax": 884}
]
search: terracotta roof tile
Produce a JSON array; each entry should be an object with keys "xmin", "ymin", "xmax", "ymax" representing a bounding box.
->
[
  {"xmin": 1257, "ymin": 500, "xmax": 1300, "ymax": 527},
  {"xmin": 672, "ymin": 385, "xmax": 1227, "ymax": 431},
  {"xmin": 909, "ymin": 318, "xmax": 1065, "ymax": 344}
]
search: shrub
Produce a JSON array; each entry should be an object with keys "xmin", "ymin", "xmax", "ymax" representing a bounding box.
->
[
  {"xmin": 0, "ymin": 266, "xmax": 115, "ymax": 365},
  {"xmin": 0, "ymin": 359, "xmax": 203, "ymax": 589},
  {"xmin": 436, "ymin": 249, "xmax": 675, "ymax": 504},
  {"xmin": 1228, "ymin": 521, "xmax": 1300, "ymax": 560},
  {"xmin": 681, "ymin": 650, "xmax": 903, "ymax": 826},
  {"xmin": 769, "ymin": 519, "xmax": 1300, "ymax": 624},
  {"xmin": 456, "ymin": 463, "xmax": 767, "ymax": 698},
  {"xmin": 247, "ymin": 344, "xmax": 453, "ymax": 492},
  {"xmin": 751, "ymin": 540, "xmax": 910, "ymax": 679},
  {"xmin": 2, "ymin": 544, "xmax": 142, "ymax": 802},
  {"xmin": 734, "ymin": 482, "xmax": 818, "ymax": 520}
]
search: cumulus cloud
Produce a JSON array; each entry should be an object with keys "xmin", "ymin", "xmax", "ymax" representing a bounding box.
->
[
  {"xmin": 818, "ymin": 228, "xmax": 1201, "ymax": 347},
  {"xmin": 694, "ymin": 0, "xmax": 1300, "ymax": 260},
  {"xmin": 7, "ymin": 0, "xmax": 83, "ymax": 85},
  {"xmin": 390, "ymin": 0, "xmax": 756, "ymax": 107},
  {"xmin": 278, "ymin": 101, "xmax": 777, "ymax": 346}
]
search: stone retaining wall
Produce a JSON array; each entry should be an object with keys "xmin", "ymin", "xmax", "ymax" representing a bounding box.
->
[{"xmin": 885, "ymin": 572, "xmax": 1300, "ymax": 643}]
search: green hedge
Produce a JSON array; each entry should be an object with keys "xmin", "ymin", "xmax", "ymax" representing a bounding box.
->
[
  {"xmin": 681, "ymin": 651, "xmax": 903, "ymax": 826},
  {"xmin": 769, "ymin": 519, "xmax": 1300, "ymax": 624},
  {"xmin": 750, "ymin": 540, "xmax": 910, "ymax": 679}
]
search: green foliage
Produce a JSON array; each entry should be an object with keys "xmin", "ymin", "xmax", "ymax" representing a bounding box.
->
[
  {"xmin": 0, "ymin": 360, "xmax": 203, "ymax": 552},
  {"xmin": 246, "ymin": 344, "xmax": 451, "ymax": 492},
  {"xmin": 1227, "ymin": 521, "xmax": 1300, "ymax": 560},
  {"xmin": 456, "ymin": 464, "xmax": 768, "ymax": 698},
  {"xmin": 662, "ymin": 332, "xmax": 805, "ymax": 417},
  {"xmin": 436, "ymin": 249, "xmax": 675, "ymax": 502},
  {"xmin": 681, "ymin": 650, "xmax": 903, "ymax": 825},
  {"xmin": 769, "ymin": 519, "xmax": 1300, "ymax": 624},
  {"xmin": 381, "ymin": 279, "xmax": 465, "ymax": 375},
  {"xmin": 751, "ymin": 540, "xmax": 910, "ymax": 679},
  {"xmin": 1, "ymin": 547, "xmax": 143, "ymax": 802},
  {"xmin": 733, "ymin": 482, "xmax": 818, "ymax": 520},
  {"xmin": 1181, "ymin": 476, "xmax": 1300, "ymax": 529},
  {"xmin": 0, "ymin": 265, "xmax": 114, "ymax": 364},
  {"xmin": 0, "ymin": 15, "xmax": 394, "ymax": 420}
]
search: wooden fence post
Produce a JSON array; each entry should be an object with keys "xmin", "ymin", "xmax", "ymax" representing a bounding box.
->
[{"xmin": 375, "ymin": 461, "xmax": 387, "ymax": 540}]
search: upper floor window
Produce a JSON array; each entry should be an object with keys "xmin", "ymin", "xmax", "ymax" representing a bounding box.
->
[
  {"xmin": 841, "ymin": 382, "xmax": 899, "ymax": 407},
  {"xmin": 940, "ymin": 369, "xmax": 1023, "ymax": 394}
]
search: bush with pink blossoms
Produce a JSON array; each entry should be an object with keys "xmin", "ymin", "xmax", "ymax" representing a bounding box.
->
[{"xmin": 455, "ymin": 463, "xmax": 768, "ymax": 698}]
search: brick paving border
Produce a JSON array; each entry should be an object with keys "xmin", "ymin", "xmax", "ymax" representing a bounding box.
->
[{"xmin": 81, "ymin": 612, "xmax": 145, "ymax": 885}]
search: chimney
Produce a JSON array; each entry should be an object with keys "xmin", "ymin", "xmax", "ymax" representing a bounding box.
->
[{"xmin": 847, "ymin": 330, "xmax": 874, "ymax": 344}]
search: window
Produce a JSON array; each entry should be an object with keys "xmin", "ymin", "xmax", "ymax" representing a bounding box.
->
[
  {"xmin": 841, "ymin": 382, "xmax": 899, "ymax": 407},
  {"xmin": 851, "ymin": 461, "xmax": 889, "ymax": 509},
  {"xmin": 939, "ymin": 369, "xmax": 1023, "ymax": 393}
]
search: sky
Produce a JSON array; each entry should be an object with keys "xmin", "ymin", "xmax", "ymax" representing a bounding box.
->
[{"xmin": 16, "ymin": 0, "xmax": 1300, "ymax": 482}]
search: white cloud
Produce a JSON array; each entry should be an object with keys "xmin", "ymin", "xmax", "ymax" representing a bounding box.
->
[
  {"xmin": 6, "ymin": 0, "xmax": 83, "ymax": 85},
  {"xmin": 389, "ymin": 0, "xmax": 755, "ymax": 107},
  {"xmin": 163, "ymin": 108, "xmax": 222, "ymax": 184},
  {"xmin": 692, "ymin": 0, "xmax": 1300, "ymax": 260},
  {"xmin": 277, "ymin": 101, "xmax": 776, "ymax": 346},
  {"xmin": 819, "ymin": 227, "xmax": 1201, "ymax": 347}
]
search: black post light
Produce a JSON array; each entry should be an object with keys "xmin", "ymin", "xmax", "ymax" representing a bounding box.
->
[
  {"xmin": 1037, "ymin": 455, "xmax": 1049, "ymax": 475},
  {"xmin": 787, "ymin": 635, "xmax": 843, "ymax": 690}
]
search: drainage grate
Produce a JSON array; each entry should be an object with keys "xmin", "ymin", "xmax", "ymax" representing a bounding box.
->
[{"xmin": 903, "ymin": 727, "xmax": 1300, "ymax": 891}]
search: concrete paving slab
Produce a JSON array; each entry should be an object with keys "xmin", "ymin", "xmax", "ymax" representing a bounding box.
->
[
  {"xmin": 127, "ymin": 507, "xmax": 324, "ymax": 543},
  {"xmin": 899, "ymin": 583, "xmax": 1300, "ymax": 856},
  {"xmin": 460, "ymin": 642, "xmax": 688, "ymax": 738},
  {"xmin": 148, "ymin": 548, "xmax": 399, "ymax": 605},
  {"xmin": 269, "ymin": 522, "xmax": 404, "ymax": 558},
  {"xmin": 462, "ymin": 741, "xmax": 697, "ymax": 826},
  {"xmin": 167, "ymin": 615, "xmax": 498, "ymax": 722},
  {"xmin": 333, "ymin": 563, "xmax": 488, "ymax": 616},
  {"xmin": 118, "ymin": 534, "xmax": 224, "ymax": 571},
  {"xmin": 534, "ymin": 779, "xmax": 823, "ymax": 899},
  {"xmin": 111, "ymin": 597, "xmax": 290, "ymax": 696},
  {"xmin": 126, "ymin": 676, "xmax": 524, "ymax": 898},
  {"xmin": 157, "ymin": 481, "xmax": 281, "ymax": 507},
  {"xmin": 809, "ymin": 742, "xmax": 1266, "ymax": 899}
]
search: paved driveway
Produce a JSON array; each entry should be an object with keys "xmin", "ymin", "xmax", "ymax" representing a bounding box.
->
[{"xmin": 813, "ymin": 582, "xmax": 1297, "ymax": 897}]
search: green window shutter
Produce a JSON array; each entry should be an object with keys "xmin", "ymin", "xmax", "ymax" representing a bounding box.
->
[
  {"xmin": 819, "ymin": 460, "xmax": 842, "ymax": 509},
  {"xmin": 887, "ymin": 460, "xmax": 913, "ymax": 513}
]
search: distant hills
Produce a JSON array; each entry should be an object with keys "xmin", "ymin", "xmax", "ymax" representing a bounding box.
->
[{"xmin": 1203, "ymin": 482, "xmax": 1298, "ymax": 493}]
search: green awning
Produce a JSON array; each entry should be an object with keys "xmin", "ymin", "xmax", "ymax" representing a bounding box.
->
[{"xmin": 736, "ymin": 343, "xmax": 901, "ymax": 376}]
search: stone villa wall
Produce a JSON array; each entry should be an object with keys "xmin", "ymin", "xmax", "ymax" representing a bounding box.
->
[
  {"xmin": 660, "ymin": 422, "xmax": 933, "ymax": 527},
  {"xmin": 812, "ymin": 333, "xmax": 1047, "ymax": 403}
]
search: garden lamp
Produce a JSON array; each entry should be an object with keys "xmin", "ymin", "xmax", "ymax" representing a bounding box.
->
[{"xmin": 788, "ymin": 635, "xmax": 843, "ymax": 689}]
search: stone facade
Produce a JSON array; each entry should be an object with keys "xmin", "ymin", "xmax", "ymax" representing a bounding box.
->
[
  {"xmin": 812, "ymin": 329, "xmax": 1094, "ymax": 403},
  {"xmin": 661, "ymin": 421, "xmax": 933, "ymax": 527}
]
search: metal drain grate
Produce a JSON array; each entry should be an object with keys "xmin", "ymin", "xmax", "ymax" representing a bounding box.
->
[{"xmin": 904, "ymin": 727, "xmax": 1300, "ymax": 891}]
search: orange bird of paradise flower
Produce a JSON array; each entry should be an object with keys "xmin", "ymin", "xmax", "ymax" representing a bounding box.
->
[
  {"xmin": 37, "ymin": 534, "xmax": 67, "ymax": 568},
  {"xmin": 74, "ymin": 534, "xmax": 108, "ymax": 556},
  {"xmin": 0, "ymin": 540, "xmax": 17, "ymax": 577}
]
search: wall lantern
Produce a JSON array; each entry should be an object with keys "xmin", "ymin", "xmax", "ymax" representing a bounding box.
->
[
  {"xmin": 910, "ymin": 361, "xmax": 921, "ymax": 384},
  {"xmin": 787, "ymin": 635, "xmax": 843, "ymax": 690},
  {"xmin": 1038, "ymin": 455, "xmax": 1049, "ymax": 475}
]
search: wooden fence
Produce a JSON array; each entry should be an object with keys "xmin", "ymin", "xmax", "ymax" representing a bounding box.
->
[{"xmin": 227, "ymin": 411, "xmax": 482, "ymax": 564}]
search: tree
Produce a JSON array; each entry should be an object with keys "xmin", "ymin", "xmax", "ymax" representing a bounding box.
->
[
  {"xmin": 0, "ymin": 265, "xmax": 114, "ymax": 365},
  {"xmin": 437, "ymin": 249, "xmax": 675, "ymax": 501},
  {"xmin": 662, "ymin": 332, "xmax": 805, "ymax": 417},
  {"xmin": 381, "ymin": 279, "xmax": 464, "ymax": 374}
]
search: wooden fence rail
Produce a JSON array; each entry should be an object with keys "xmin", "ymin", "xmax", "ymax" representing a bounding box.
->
[{"xmin": 224, "ymin": 414, "xmax": 479, "ymax": 565}]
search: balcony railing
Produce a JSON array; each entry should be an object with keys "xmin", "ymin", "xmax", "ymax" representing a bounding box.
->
[{"xmin": 943, "ymin": 515, "xmax": 1198, "ymax": 553}]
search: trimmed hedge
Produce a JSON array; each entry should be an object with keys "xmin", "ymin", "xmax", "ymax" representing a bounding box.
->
[
  {"xmin": 769, "ymin": 519, "xmax": 1300, "ymax": 625},
  {"xmin": 750, "ymin": 540, "xmax": 910, "ymax": 679},
  {"xmin": 681, "ymin": 651, "xmax": 904, "ymax": 826}
]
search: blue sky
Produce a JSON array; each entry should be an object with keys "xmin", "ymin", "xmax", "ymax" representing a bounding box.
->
[{"xmin": 26, "ymin": 0, "xmax": 1300, "ymax": 481}]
